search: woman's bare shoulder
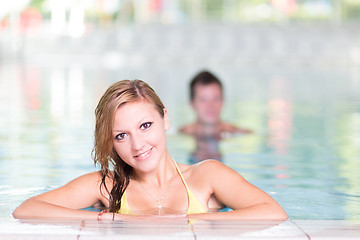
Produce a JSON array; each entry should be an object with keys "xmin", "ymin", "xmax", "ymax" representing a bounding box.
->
[
  {"xmin": 196, "ymin": 159, "xmax": 227, "ymax": 169},
  {"xmin": 67, "ymin": 171, "xmax": 113, "ymax": 200},
  {"xmin": 180, "ymin": 159, "xmax": 229, "ymax": 177}
]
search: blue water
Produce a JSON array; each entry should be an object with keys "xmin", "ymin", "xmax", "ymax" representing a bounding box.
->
[{"xmin": 1, "ymin": 25, "xmax": 360, "ymax": 221}]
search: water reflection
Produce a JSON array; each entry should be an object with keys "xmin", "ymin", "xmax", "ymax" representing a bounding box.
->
[
  {"xmin": 23, "ymin": 65, "xmax": 41, "ymax": 110},
  {"xmin": 267, "ymin": 76, "xmax": 293, "ymax": 155},
  {"xmin": 335, "ymin": 111, "xmax": 360, "ymax": 219},
  {"xmin": 188, "ymin": 134, "xmax": 222, "ymax": 164},
  {"xmin": 0, "ymin": 63, "xmax": 96, "ymax": 189},
  {"xmin": 50, "ymin": 69, "xmax": 65, "ymax": 117}
]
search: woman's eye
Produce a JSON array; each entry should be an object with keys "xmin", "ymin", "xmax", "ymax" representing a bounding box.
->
[
  {"xmin": 140, "ymin": 122, "xmax": 152, "ymax": 130},
  {"xmin": 115, "ymin": 133, "xmax": 127, "ymax": 140}
]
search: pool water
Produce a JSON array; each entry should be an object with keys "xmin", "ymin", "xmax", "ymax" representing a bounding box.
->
[{"xmin": 1, "ymin": 26, "xmax": 360, "ymax": 221}]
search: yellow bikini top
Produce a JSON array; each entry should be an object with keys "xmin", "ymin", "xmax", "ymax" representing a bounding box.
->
[{"xmin": 117, "ymin": 160, "xmax": 208, "ymax": 215}]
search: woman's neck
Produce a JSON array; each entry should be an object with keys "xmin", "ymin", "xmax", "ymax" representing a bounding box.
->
[{"xmin": 133, "ymin": 154, "xmax": 175, "ymax": 187}]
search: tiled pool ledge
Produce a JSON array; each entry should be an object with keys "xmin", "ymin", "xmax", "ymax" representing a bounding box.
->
[{"xmin": 0, "ymin": 219, "xmax": 359, "ymax": 240}]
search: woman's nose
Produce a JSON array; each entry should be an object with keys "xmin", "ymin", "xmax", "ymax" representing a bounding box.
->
[{"xmin": 131, "ymin": 132, "xmax": 145, "ymax": 151}]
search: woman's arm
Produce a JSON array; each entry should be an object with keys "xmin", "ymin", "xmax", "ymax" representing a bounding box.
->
[
  {"xmin": 188, "ymin": 160, "xmax": 288, "ymax": 220},
  {"xmin": 12, "ymin": 171, "xmax": 109, "ymax": 220}
]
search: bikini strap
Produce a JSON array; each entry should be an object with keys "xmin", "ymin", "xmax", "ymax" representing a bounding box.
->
[{"xmin": 172, "ymin": 158, "xmax": 191, "ymax": 192}]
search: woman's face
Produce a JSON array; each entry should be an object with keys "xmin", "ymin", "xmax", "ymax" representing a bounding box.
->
[{"xmin": 112, "ymin": 101, "xmax": 170, "ymax": 173}]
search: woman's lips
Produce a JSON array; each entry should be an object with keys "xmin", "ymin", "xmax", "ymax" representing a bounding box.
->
[{"xmin": 134, "ymin": 147, "xmax": 152, "ymax": 161}]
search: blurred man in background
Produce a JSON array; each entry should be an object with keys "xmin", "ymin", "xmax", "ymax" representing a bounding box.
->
[{"xmin": 180, "ymin": 70, "xmax": 252, "ymax": 162}]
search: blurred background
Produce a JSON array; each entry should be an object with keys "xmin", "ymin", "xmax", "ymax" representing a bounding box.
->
[{"xmin": 0, "ymin": 0, "xmax": 360, "ymax": 220}]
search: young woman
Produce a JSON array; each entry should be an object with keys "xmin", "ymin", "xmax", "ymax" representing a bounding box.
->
[{"xmin": 13, "ymin": 80, "xmax": 288, "ymax": 221}]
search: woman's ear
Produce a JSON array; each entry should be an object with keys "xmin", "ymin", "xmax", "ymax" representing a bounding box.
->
[{"xmin": 163, "ymin": 108, "xmax": 170, "ymax": 131}]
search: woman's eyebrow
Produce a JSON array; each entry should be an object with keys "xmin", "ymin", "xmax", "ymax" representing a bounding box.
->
[{"xmin": 112, "ymin": 115, "xmax": 153, "ymax": 133}]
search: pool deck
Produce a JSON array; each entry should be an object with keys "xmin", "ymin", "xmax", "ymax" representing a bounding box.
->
[{"xmin": 0, "ymin": 219, "xmax": 359, "ymax": 240}]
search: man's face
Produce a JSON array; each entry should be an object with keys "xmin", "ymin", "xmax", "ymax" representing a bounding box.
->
[{"xmin": 191, "ymin": 83, "xmax": 223, "ymax": 125}]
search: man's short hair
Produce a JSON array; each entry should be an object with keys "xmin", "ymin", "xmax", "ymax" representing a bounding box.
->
[{"xmin": 190, "ymin": 71, "xmax": 223, "ymax": 100}]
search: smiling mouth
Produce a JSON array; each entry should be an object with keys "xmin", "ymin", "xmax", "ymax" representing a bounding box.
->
[{"xmin": 134, "ymin": 148, "xmax": 153, "ymax": 160}]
